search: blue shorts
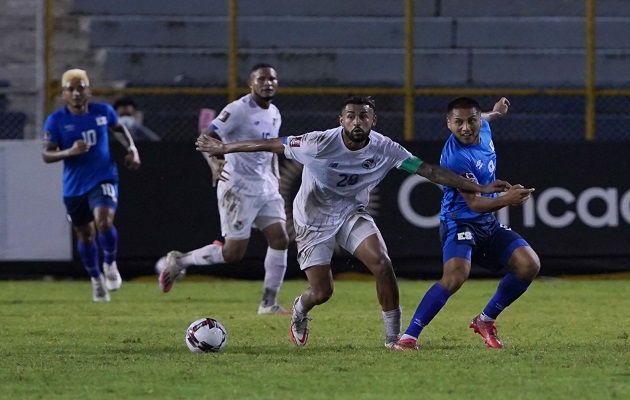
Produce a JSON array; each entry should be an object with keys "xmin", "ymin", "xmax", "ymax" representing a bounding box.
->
[
  {"xmin": 63, "ymin": 182, "xmax": 118, "ymax": 227},
  {"xmin": 439, "ymin": 214, "xmax": 529, "ymax": 272}
]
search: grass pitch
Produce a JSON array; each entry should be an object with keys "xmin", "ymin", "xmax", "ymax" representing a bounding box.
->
[{"xmin": 0, "ymin": 276, "xmax": 629, "ymax": 400}]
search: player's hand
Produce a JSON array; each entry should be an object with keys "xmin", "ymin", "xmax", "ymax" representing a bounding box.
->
[
  {"xmin": 209, "ymin": 157, "xmax": 228, "ymax": 187},
  {"xmin": 493, "ymin": 97, "xmax": 510, "ymax": 116},
  {"xmin": 503, "ymin": 184, "xmax": 535, "ymax": 206},
  {"xmin": 124, "ymin": 148, "xmax": 141, "ymax": 170},
  {"xmin": 195, "ymin": 133, "xmax": 226, "ymax": 156},
  {"xmin": 481, "ymin": 179, "xmax": 511, "ymax": 194},
  {"xmin": 68, "ymin": 139, "xmax": 90, "ymax": 156}
]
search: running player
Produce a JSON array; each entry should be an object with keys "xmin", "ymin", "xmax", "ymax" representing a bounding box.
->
[
  {"xmin": 391, "ymin": 97, "xmax": 540, "ymax": 350},
  {"xmin": 158, "ymin": 63, "xmax": 290, "ymax": 315},
  {"xmin": 195, "ymin": 95, "xmax": 510, "ymax": 347},
  {"xmin": 42, "ymin": 69, "xmax": 141, "ymax": 302}
]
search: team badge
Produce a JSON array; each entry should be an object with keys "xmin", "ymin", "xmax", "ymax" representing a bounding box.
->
[
  {"xmin": 96, "ymin": 116, "xmax": 107, "ymax": 126},
  {"xmin": 362, "ymin": 158, "xmax": 376, "ymax": 169},
  {"xmin": 289, "ymin": 137, "xmax": 301, "ymax": 147}
]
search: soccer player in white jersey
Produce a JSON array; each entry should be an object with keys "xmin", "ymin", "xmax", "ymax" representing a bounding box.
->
[
  {"xmin": 195, "ymin": 95, "xmax": 509, "ymax": 348},
  {"xmin": 159, "ymin": 63, "xmax": 291, "ymax": 315}
]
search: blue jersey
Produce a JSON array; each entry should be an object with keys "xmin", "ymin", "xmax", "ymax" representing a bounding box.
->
[
  {"xmin": 439, "ymin": 118, "xmax": 497, "ymax": 221},
  {"xmin": 44, "ymin": 102, "xmax": 119, "ymax": 197}
]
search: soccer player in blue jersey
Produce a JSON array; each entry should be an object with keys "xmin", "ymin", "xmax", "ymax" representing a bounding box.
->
[
  {"xmin": 195, "ymin": 95, "xmax": 511, "ymax": 348},
  {"xmin": 392, "ymin": 97, "xmax": 540, "ymax": 350},
  {"xmin": 42, "ymin": 69, "xmax": 141, "ymax": 302}
]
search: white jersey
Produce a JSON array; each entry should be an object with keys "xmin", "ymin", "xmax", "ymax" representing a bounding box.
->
[
  {"xmin": 283, "ymin": 127, "xmax": 413, "ymax": 230},
  {"xmin": 211, "ymin": 94, "xmax": 282, "ymax": 196}
]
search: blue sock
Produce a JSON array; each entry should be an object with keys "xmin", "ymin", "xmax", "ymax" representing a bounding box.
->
[
  {"xmin": 482, "ymin": 273, "xmax": 532, "ymax": 320},
  {"xmin": 403, "ymin": 283, "xmax": 451, "ymax": 339},
  {"xmin": 77, "ymin": 241, "xmax": 101, "ymax": 278},
  {"xmin": 97, "ymin": 226, "xmax": 118, "ymax": 265}
]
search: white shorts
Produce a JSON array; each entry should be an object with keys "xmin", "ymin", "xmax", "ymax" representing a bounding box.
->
[
  {"xmin": 217, "ymin": 185, "xmax": 286, "ymax": 240},
  {"xmin": 294, "ymin": 211, "xmax": 380, "ymax": 270}
]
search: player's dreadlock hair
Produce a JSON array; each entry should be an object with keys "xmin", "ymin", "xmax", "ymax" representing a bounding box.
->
[
  {"xmin": 342, "ymin": 95, "xmax": 376, "ymax": 112},
  {"xmin": 447, "ymin": 97, "xmax": 482, "ymax": 115}
]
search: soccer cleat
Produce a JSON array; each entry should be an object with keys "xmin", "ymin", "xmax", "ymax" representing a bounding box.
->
[
  {"xmin": 289, "ymin": 297, "xmax": 311, "ymax": 347},
  {"xmin": 257, "ymin": 303, "xmax": 291, "ymax": 315},
  {"xmin": 470, "ymin": 315, "xmax": 504, "ymax": 348},
  {"xmin": 91, "ymin": 275, "xmax": 110, "ymax": 302},
  {"xmin": 103, "ymin": 261, "xmax": 122, "ymax": 291},
  {"xmin": 158, "ymin": 250, "xmax": 185, "ymax": 293},
  {"xmin": 387, "ymin": 338, "xmax": 419, "ymax": 351}
]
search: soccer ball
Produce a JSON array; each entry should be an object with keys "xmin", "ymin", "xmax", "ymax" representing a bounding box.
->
[
  {"xmin": 185, "ymin": 318, "xmax": 228, "ymax": 353},
  {"xmin": 155, "ymin": 256, "xmax": 186, "ymax": 280}
]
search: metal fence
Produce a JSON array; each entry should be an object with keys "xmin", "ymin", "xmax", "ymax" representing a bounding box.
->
[{"xmin": 3, "ymin": 0, "xmax": 630, "ymax": 142}]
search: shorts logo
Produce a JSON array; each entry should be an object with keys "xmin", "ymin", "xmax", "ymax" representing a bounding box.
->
[
  {"xmin": 362, "ymin": 159, "xmax": 376, "ymax": 169},
  {"xmin": 289, "ymin": 137, "xmax": 301, "ymax": 147},
  {"xmin": 233, "ymin": 221, "xmax": 244, "ymax": 231},
  {"xmin": 457, "ymin": 231, "xmax": 473, "ymax": 241},
  {"xmin": 96, "ymin": 116, "xmax": 107, "ymax": 126},
  {"xmin": 218, "ymin": 111, "xmax": 231, "ymax": 122}
]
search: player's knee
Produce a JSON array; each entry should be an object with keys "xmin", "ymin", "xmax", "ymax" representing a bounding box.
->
[
  {"xmin": 369, "ymin": 256, "xmax": 395, "ymax": 280},
  {"xmin": 512, "ymin": 248, "xmax": 541, "ymax": 281},
  {"xmin": 440, "ymin": 270, "xmax": 468, "ymax": 294},
  {"xmin": 311, "ymin": 286, "xmax": 333, "ymax": 305},
  {"xmin": 94, "ymin": 219, "xmax": 113, "ymax": 233},
  {"xmin": 517, "ymin": 258, "xmax": 540, "ymax": 281},
  {"xmin": 222, "ymin": 249, "xmax": 245, "ymax": 263},
  {"xmin": 267, "ymin": 233, "xmax": 289, "ymax": 250}
]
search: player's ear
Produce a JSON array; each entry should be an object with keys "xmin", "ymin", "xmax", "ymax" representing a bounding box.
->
[
  {"xmin": 372, "ymin": 114, "xmax": 377, "ymax": 127},
  {"xmin": 339, "ymin": 115, "xmax": 343, "ymax": 126}
]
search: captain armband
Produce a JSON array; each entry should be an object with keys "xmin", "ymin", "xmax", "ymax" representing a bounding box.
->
[{"xmin": 400, "ymin": 156, "xmax": 424, "ymax": 174}]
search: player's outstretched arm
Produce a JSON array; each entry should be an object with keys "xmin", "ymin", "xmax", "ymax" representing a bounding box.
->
[
  {"xmin": 481, "ymin": 97, "xmax": 510, "ymax": 122},
  {"xmin": 461, "ymin": 184, "xmax": 535, "ymax": 213},
  {"xmin": 195, "ymin": 133, "xmax": 285, "ymax": 156},
  {"xmin": 416, "ymin": 162, "xmax": 510, "ymax": 194}
]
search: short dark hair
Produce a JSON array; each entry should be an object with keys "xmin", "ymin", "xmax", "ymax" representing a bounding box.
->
[
  {"xmin": 250, "ymin": 63, "xmax": 275, "ymax": 73},
  {"xmin": 447, "ymin": 97, "xmax": 481, "ymax": 114},
  {"xmin": 113, "ymin": 96, "xmax": 137, "ymax": 110},
  {"xmin": 342, "ymin": 96, "xmax": 376, "ymax": 112}
]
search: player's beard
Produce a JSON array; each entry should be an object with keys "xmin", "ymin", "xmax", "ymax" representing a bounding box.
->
[
  {"xmin": 345, "ymin": 128, "xmax": 369, "ymax": 143},
  {"xmin": 258, "ymin": 89, "xmax": 275, "ymax": 101}
]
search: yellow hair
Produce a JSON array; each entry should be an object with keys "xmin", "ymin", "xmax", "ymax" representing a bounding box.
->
[{"xmin": 61, "ymin": 69, "xmax": 90, "ymax": 87}]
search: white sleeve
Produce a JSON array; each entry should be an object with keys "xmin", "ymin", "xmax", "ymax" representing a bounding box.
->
[
  {"xmin": 210, "ymin": 102, "xmax": 241, "ymax": 139},
  {"xmin": 283, "ymin": 132, "xmax": 320, "ymax": 165}
]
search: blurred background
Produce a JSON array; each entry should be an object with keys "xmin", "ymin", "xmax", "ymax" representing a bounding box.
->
[{"xmin": 1, "ymin": 0, "xmax": 629, "ymax": 279}]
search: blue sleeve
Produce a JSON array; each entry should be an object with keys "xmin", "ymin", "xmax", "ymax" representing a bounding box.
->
[
  {"xmin": 43, "ymin": 113, "xmax": 59, "ymax": 143},
  {"xmin": 105, "ymin": 104, "xmax": 119, "ymax": 127}
]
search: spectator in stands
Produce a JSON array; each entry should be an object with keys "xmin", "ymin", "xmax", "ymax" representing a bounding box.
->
[
  {"xmin": 391, "ymin": 97, "xmax": 540, "ymax": 351},
  {"xmin": 194, "ymin": 95, "xmax": 509, "ymax": 348},
  {"xmin": 113, "ymin": 96, "xmax": 161, "ymax": 142},
  {"xmin": 158, "ymin": 63, "xmax": 292, "ymax": 315},
  {"xmin": 42, "ymin": 69, "xmax": 141, "ymax": 302}
]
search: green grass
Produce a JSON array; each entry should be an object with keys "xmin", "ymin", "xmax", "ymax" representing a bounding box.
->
[{"xmin": 1, "ymin": 277, "xmax": 629, "ymax": 400}]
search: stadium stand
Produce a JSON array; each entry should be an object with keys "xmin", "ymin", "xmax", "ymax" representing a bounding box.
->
[{"xmin": 70, "ymin": 0, "xmax": 630, "ymax": 141}]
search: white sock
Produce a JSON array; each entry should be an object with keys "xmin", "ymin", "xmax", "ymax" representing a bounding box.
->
[
  {"xmin": 294, "ymin": 296, "xmax": 311, "ymax": 315},
  {"xmin": 382, "ymin": 307, "xmax": 402, "ymax": 343},
  {"xmin": 178, "ymin": 243, "xmax": 225, "ymax": 267},
  {"xmin": 479, "ymin": 312, "xmax": 495, "ymax": 322},
  {"xmin": 261, "ymin": 247, "xmax": 287, "ymax": 305}
]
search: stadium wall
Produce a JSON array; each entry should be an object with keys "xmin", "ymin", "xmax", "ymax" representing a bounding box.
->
[{"xmin": 1, "ymin": 140, "xmax": 629, "ymax": 279}]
